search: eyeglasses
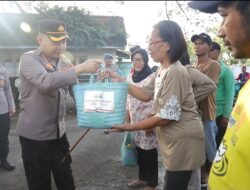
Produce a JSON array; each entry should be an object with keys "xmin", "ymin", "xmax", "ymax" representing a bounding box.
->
[
  {"xmin": 132, "ymin": 58, "xmax": 144, "ymax": 63},
  {"xmin": 148, "ymin": 40, "xmax": 164, "ymax": 47}
]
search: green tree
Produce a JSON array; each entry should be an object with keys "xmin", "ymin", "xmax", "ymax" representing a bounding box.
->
[
  {"xmin": 163, "ymin": 1, "xmax": 245, "ymax": 66},
  {"xmin": 34, "ymin": 5, "xmax": 127, "ymax": 48}
]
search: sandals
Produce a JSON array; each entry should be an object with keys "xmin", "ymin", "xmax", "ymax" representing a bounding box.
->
[{"xmin": 128, "ymin": 179, "xmax": 147, "ymax": 188}]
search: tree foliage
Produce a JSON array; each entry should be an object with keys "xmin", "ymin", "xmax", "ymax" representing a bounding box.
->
[
  {"xmin": 163, "ymin": 1, "xmax": 250, "ymax": 65},
  {"xmin": 34, "ymin": 4, "xmax": 127, "ymax": 48}
]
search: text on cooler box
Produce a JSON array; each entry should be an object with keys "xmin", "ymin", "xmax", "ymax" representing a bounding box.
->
[{"xmin": 83, "ymin": 91, "xmax": 114, "ymax": 112}]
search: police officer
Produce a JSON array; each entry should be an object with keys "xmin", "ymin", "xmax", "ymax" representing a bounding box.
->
[
  {"xmin": 0, "ymin": 65, "xmax": 16, "ymax": 171},
  {"xmin": 16, "ymin": 19, "xmax": 101, "ymax": 190}
]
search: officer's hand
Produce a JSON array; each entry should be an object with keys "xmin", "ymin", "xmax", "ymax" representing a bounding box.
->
[
  {"xmin": 9, "ymin": 109, "xmax": 15, "ymax": 116},
  {"xmin": 74, "ymin": 59, "xmax": 102, "ymax": 75}
]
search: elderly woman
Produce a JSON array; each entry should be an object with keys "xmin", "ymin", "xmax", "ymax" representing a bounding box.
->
[
  {"xmin": 106, "ymin": 20, "xmax": 207, "ymax": 190},
  {"xmin": 126, "ymin": 48, "xmax": 158, "ymax": 190}
]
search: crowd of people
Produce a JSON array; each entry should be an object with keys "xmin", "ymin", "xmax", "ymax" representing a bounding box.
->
[{"xmin": 1, "ymin": 1, "xmax": 250, "ymax": 190}]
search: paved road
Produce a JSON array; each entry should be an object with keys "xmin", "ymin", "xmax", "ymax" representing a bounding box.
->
[
  {"xmin": 1, "ymin": 112, "xmax": 207, "ymax": 190},
  {"xmin": 0, "ymin": 113, "xmax": 166, "ymax": 190}
]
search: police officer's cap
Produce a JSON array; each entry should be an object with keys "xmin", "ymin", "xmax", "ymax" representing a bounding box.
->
[{"xmin": 39, "ymin": 19, "xmax": 69, "ymax": 42}]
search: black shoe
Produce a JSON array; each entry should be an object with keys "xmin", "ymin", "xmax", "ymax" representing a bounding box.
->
[
  {"xmin": 0, "ymin": 161, "xmax": 15, "ymax": 171},
  {"xmin": 104, "ymin": 129, "xmax": 110, "ymax": 134}
]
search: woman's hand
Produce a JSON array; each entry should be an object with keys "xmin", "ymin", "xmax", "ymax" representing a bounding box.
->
[
  {"xmin": 108, "ymin": 124, "xmax": 131, "ymax": 133},
  {"xmin": 74, "ymin": 59, "xmax": 102, "ymax": 75},
  {"xmin": 101, "ymin": 70, "xmax": 126, "ymax": 82}
]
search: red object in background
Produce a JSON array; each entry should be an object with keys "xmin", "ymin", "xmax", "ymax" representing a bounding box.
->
[{"xmin": 130, "ymin": 67, "xmax": 135, "ymax": 75}]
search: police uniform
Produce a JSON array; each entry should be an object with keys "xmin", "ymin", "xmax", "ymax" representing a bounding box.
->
[
  {"xmin": 0, "ymin": 65, "xmax": 16, "ymax": 170},
  {"xmin": 17, "ymin": 19, "xmax": 76, "ymax": 190}
]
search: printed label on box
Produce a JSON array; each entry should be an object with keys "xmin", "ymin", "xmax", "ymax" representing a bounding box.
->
[{"xmin": 84, "ymin": 91, "xmax": 114, "ymax": 112}]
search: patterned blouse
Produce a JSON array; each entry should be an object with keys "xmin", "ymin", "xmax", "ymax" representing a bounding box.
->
[{"xmin": 127, "ymin": 73, "xmax": 158, "ymax": 150}]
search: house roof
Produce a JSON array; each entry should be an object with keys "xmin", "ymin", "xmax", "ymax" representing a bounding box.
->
[{"xmin": 0, "ymin": 13, "xmax": 127, "ymax": 49}]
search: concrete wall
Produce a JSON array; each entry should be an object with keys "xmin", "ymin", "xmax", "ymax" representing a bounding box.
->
[{"xmin": 0, "ymin": 48, "xmax": 118, "ymax": 76}]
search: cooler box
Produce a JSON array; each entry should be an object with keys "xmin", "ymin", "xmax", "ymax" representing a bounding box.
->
[{"xmin": 73, "ymin": 74, "xmax": 128, "ymax": 129}]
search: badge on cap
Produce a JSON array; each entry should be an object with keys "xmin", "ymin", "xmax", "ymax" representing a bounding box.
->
[{"xmin": 58, "ymin": 25, "xmax": 65, "ymax": 32}]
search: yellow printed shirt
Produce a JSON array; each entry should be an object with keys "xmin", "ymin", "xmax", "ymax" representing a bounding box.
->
[{"xmin": 208, "ymin": 80, "xmax": 250, "ymax": 190}]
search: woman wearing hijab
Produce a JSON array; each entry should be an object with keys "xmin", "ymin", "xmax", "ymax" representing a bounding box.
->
[{"xmin": 126, "ymin": 48, "xmax": 158, "ymax": 190}]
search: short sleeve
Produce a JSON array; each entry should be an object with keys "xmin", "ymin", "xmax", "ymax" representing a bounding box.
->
[
  {"xmin": 142, "ymin": 72, "xmax": 157, "ymax": 99},
  {"xmin": 187, "ymin": 66, "xmax": 216, "ymax": 104},
  {"xmin": 155, "ymin": 66, "xmax": 190, "ymax": 121},
  {"xmin": 207, "ymin": 62, "xmax": 221, "ymax": 84}
]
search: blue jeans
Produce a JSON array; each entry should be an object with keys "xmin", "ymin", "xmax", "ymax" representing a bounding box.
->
[{"xmin": 203, "ymin": 120, "xmax": 218, "ymax": 162}]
